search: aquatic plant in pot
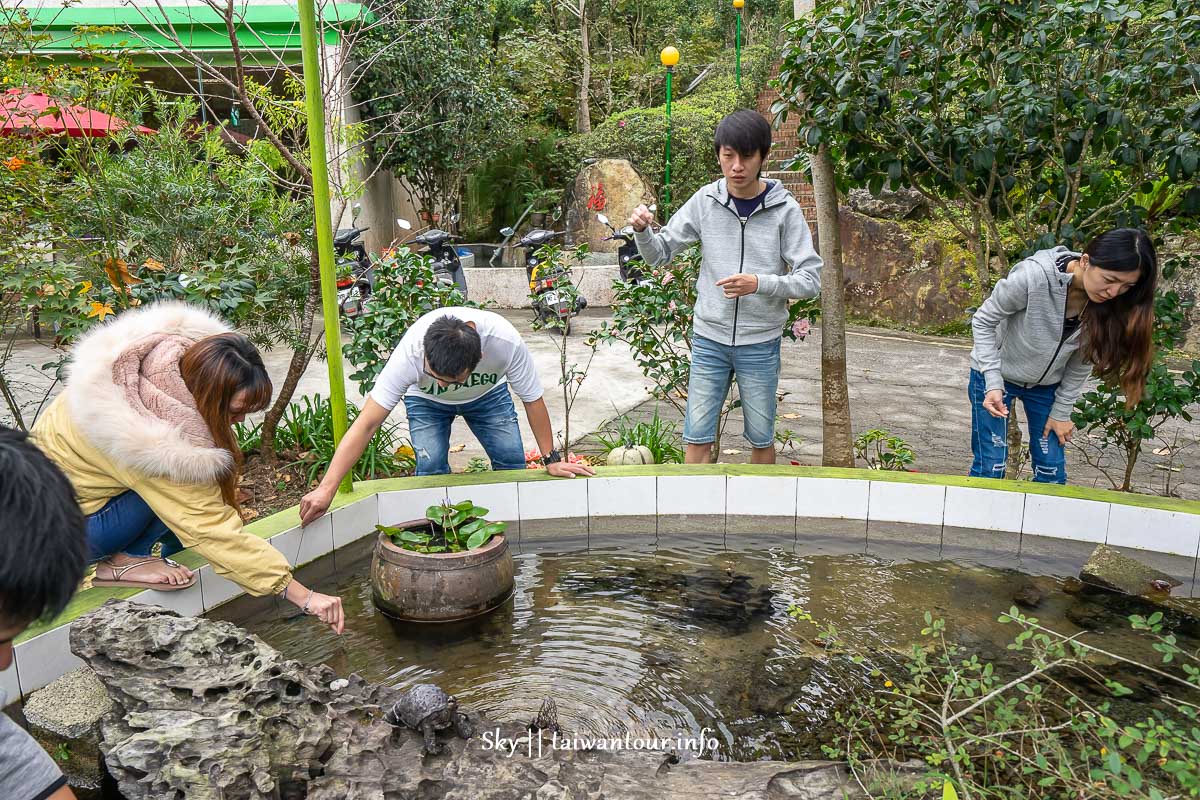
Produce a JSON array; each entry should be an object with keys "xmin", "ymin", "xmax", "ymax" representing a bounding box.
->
[{"xmin": 370, "ymin": 500, "xmax": 515, "ymax": 622}]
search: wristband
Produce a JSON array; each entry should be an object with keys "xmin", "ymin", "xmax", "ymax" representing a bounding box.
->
[
  {"xmin": 302, "ymin": 588, "xmax": 315, "ymax": 614},
  {"xmin": 545, "ymin": 449, "xmax": 562, "ymax": 465}
]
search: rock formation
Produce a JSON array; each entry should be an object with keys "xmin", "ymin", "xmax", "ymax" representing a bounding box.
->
[
  {"xmin": 71, "ymin": 600, "xmax": 923, "ymax": 799},
  {"xmin": 565, "ymin": 158, "xmax": 655, "ymax": 253}
]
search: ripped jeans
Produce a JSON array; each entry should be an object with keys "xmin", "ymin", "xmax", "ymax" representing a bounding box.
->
[{"xmin": 968, "ymin": 369, "xmax": 1067, "ymax": 484}]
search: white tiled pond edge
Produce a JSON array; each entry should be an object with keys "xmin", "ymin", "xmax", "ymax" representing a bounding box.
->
[{"xmin": 11, "ymin": 472, "xmax": 1200, "ymax": 698}]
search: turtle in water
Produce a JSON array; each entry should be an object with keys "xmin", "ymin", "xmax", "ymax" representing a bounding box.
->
[{"xmin": 384, "ymin": 684, "xmax": 473, "ymax": 755}]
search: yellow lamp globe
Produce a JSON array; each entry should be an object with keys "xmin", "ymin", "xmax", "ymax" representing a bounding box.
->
[
  {"xmin": 733, "ymin": 0, "xmax": 745, "ymax": 8},
  {"xmin": 660, "ymin": 46, "xmax": 680, "ymax": 67}
]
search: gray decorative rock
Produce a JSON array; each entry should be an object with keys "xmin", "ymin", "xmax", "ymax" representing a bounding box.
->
[
  {"xmin": 70, "ymin": 601, "xmax": 924, "ymax": 799},
  {"xmin": 23, "ymin": 666, "xmax": 112, "ymax": 739},
  {"xmin": 847, "ymin": 187, "xmax": 930, "ymax": 220}
]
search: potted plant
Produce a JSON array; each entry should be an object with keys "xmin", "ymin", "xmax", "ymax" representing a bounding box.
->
[
  {"xmin": 370, "ymin": 500, "xmax": 515, "ymax": 622},
  {"xmin": 524, "ymin": 188, "xmax": 561, "ymax": 227}
]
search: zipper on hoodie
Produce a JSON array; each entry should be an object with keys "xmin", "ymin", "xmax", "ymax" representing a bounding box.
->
[
  {"xmin": 1030, "ymin": 276, "xmax": 1072, "ymax": 387},
  {"xmin": 713, "ymin": 193, "xmax": 783, "ymax": 346}
]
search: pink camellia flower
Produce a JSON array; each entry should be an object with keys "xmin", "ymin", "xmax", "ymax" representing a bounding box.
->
[
  {"xmin": 661, "ymin": 271, "xmax": 674, "ymax": 285},
  {"xmin": 618, "ymin": 119, "xmax": 627, "ymax": 128},
  {"xmin": 792, "ymin": 319, "xmax": 811, "ymax": 340}
]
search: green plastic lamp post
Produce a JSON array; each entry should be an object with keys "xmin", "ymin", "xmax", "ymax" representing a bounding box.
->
[
  {"xmin": 297, "ymin": 0, "xmax": 353, "ymax": 493},
  {"xmin": 660, "ymin": 46, "xmax": 679, "ymax": 215},
  {"xmin": 733, "ymin": 0, "xmax": 744, "ymax": 89}
]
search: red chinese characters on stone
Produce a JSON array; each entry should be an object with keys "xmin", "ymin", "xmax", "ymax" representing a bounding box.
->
[{"xmin": 586, "ymin": 182, "xmax": 607, "ymax": 211}]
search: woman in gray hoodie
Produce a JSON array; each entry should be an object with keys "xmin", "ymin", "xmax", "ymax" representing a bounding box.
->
[{"xmin": 969, "ymin": 228, "xmax": 1157, "ymax": 483}]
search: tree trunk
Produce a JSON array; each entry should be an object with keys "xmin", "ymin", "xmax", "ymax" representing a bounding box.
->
[
  {"xmin": 1122, "ymin": 438, "xmax": 1140, "ymax": 492},
  {"xmin": 810, "ymin": 144, "xmax": 855, "ymax": 467},
  {"xmin": 576, "ymin": 0, "xmax": 592, "ymax": 134},
  {"xmin": 259, "ymin": 247, "xmax": 322, "ymax": 461},
  {"xmin": 794, "ymin": 1, "xmax": 853, "ymax": 467},
  {"xmin": 972, "ymin": 211, "xmax": 989, "ymax": 296},
  {"xmin": 1006, "ymin": 408, "xmax": 1023, "ymax": 478}
]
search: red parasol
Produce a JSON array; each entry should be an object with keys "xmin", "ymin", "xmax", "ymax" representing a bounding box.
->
[{"xmin": 0, "ymin": 88, "xmax": 156, "ymax": 138}]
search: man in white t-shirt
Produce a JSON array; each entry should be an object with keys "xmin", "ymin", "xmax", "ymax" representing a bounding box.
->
[{"xmin": 299, "ymin": 308, "xmax": 593, "ymax": 524}]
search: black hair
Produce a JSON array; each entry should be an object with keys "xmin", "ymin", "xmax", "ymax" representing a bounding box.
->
[
  {"xmin": 714, "ymin": 109, "xmax": 772, "ymax": 163},
  {"xmin": 1078, "ymin": 228, "xmax": 1158, "ymax": 406},
  {"xmin": 424, "ymin": 316, "xmax": 482, "ymax": 379},
  {"xmin": 0, "ymin": 426, "xmax": 87, "ymax": 628}
]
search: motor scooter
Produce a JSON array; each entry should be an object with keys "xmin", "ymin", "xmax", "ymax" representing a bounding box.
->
[
  {"xmin": 408, "ymin": 213, "xmax": 469, "ymax": 298},
  {"xmin": 334, "ymin": 203, "xmax": 373, "ymax": 317},
  {"xmin": 595, "ymin": 212, "xmax": 651, "ymax": 286},
  {"xmin": 500, "ymin": 225, "xmax": 587, "ymax": 335}
]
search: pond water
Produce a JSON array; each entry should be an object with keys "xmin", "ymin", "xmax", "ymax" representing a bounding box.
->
[{"xmin": 217, "ymin": 534, "xmax": 1200, "ymax": 763}]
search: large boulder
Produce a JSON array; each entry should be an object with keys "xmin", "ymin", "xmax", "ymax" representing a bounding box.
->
[
  {"xmin": 71, "ymin": 601, "xmax": 923, "ymax": 799},
  {"xmin": 565, "ymin": 158, "xmax": 655, "ymax": 253},
  {"xmin": 837, "ymin": 208, "xmax": 981, "ymax": 330}
]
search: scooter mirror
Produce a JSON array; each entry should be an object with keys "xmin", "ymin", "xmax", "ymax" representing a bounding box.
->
[
  {"xmin": 648, "ymin": 204, "xmax": 657, "ymax": 213},
  {"xmin": 596, "ymin": 213, "xmax": 609, "ymax": 226},
  {"xmin": 395, "ymin": 218, "xmax": 412, "ymax": 230},
  {"xmin": 500, "ymin": 226, "xmax": 515, "ymax": 238},
  {"xmin": 551, "ymin": 205, "xmax": 563, "ymax": 221},
  {"xmin": 450, "ymin": 212, "xmax": 461, "ymax": 225},
  {"xmin": 352, "ymin": 202, "xmax": 362, "ymax": 218}
]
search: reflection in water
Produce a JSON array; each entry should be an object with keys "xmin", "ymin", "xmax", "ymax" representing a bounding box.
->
[{"xmin": 217, "ymin": 539, "xmax": 1195, "ymax": 762}]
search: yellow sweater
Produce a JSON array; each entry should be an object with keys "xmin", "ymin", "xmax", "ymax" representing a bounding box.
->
[{"xmin": 31, "ymin": 303, "xmax": 291, "ymax": 597}]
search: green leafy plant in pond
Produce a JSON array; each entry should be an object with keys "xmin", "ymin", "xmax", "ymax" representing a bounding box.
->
[
  {"xmin": 853, "ymin": 429, "xmax": 915, "ymax": 471},
  {"xmin": 595, "ymin": 408, "xmax": 684, "ymax": 464},
  {"xmin": 378, "ymin": 500, "xmax": 507, "ymax": 554},
  {"xmin": 794, "ymin": 606, "xmax": 1200, "ymax": 800}
]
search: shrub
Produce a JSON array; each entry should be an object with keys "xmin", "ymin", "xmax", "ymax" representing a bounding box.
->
[
  {"xmin": 342, "ymin": 248, "xmax": 474, "ymax": 394},
  {"xmin": 235, "ymin": 394, "xmax": 414, "ymax": 484},
  {"xmin": 1072, "ymin": 280, "xmax": 1200, "ymax": 492},
  {"xmin": 797, "ymin": 606, "xmax": 1200, "ymax": 799},
  {"xmin": 557, "ymin": 43, "xmax": 777, "ymax": 208},
  {"xmin": 596, "ymin": 408, "xmax": 685, "ymax": 464},
  {"xmin": 853, "ymin": 429, "xmax": 916, "ymax": 471}
]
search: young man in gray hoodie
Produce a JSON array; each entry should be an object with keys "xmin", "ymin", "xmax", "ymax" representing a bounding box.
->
[{"xmin": 628, "ymin": 109, "xmax": 823, "ymax": 464}]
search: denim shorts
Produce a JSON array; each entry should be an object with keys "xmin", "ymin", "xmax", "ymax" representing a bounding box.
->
[{"xmin": 683, "ymin": 334, "xmax": 781, "ymax": 449}]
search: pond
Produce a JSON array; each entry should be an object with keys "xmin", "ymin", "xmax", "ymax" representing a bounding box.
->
[{"xmin": 215, "ymin": 531, "xmax": 1199, "ymax": 763}]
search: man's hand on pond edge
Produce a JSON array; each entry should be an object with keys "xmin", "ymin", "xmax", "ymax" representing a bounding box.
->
[{"xmin": 546, "ymin": 461, "xmax": 595, "ymax": 478}]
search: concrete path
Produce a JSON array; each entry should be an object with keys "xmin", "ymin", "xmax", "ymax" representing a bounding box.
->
[{"xmin": 5, "ymin": 314, "xmax": 1197, "ymax": 497}]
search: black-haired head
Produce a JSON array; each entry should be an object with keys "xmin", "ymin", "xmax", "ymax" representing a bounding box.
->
[
  {"xmin": 0, "ymin": 426, "xmax": 87, "ymax": 632},
  {"xmin": 424, "ymin": 316, "xmax": 482, "ymax": 381}
]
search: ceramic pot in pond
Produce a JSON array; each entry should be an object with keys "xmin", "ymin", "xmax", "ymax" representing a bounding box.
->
[{"xmin": 370, "ymin": 520, "xmax": 515, "ymax": 622}]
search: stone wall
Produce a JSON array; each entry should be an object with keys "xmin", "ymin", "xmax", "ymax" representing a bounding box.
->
[{"xmin": 835, "ymin": 208, "xmax": 981, "ymax": 332}]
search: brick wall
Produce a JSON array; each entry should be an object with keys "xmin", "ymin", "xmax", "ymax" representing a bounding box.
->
[{"xmin": 755, "ymin": 67, "xmax": 817, "ymax": 233}]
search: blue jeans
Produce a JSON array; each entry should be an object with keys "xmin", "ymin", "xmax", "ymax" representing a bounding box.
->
[
  {"xmin": 684, "ymin": 334, "xmax": 781, "ymax": 449},
  {"xmin": 403, "ymin": 384, "xmax": 527, "ymax": 476},
  {"xmin": 87, "ymin": 491, "xmax": 185, "ymax": 562},
  {"xmin": 968, "ymin": 369, "xmax": 1067, "ymax": 484}
]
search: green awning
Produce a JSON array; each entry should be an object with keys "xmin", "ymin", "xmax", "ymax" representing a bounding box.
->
[{"xmin": 9, "ymin": 4, "xmax": 371, "ymax": 64}]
